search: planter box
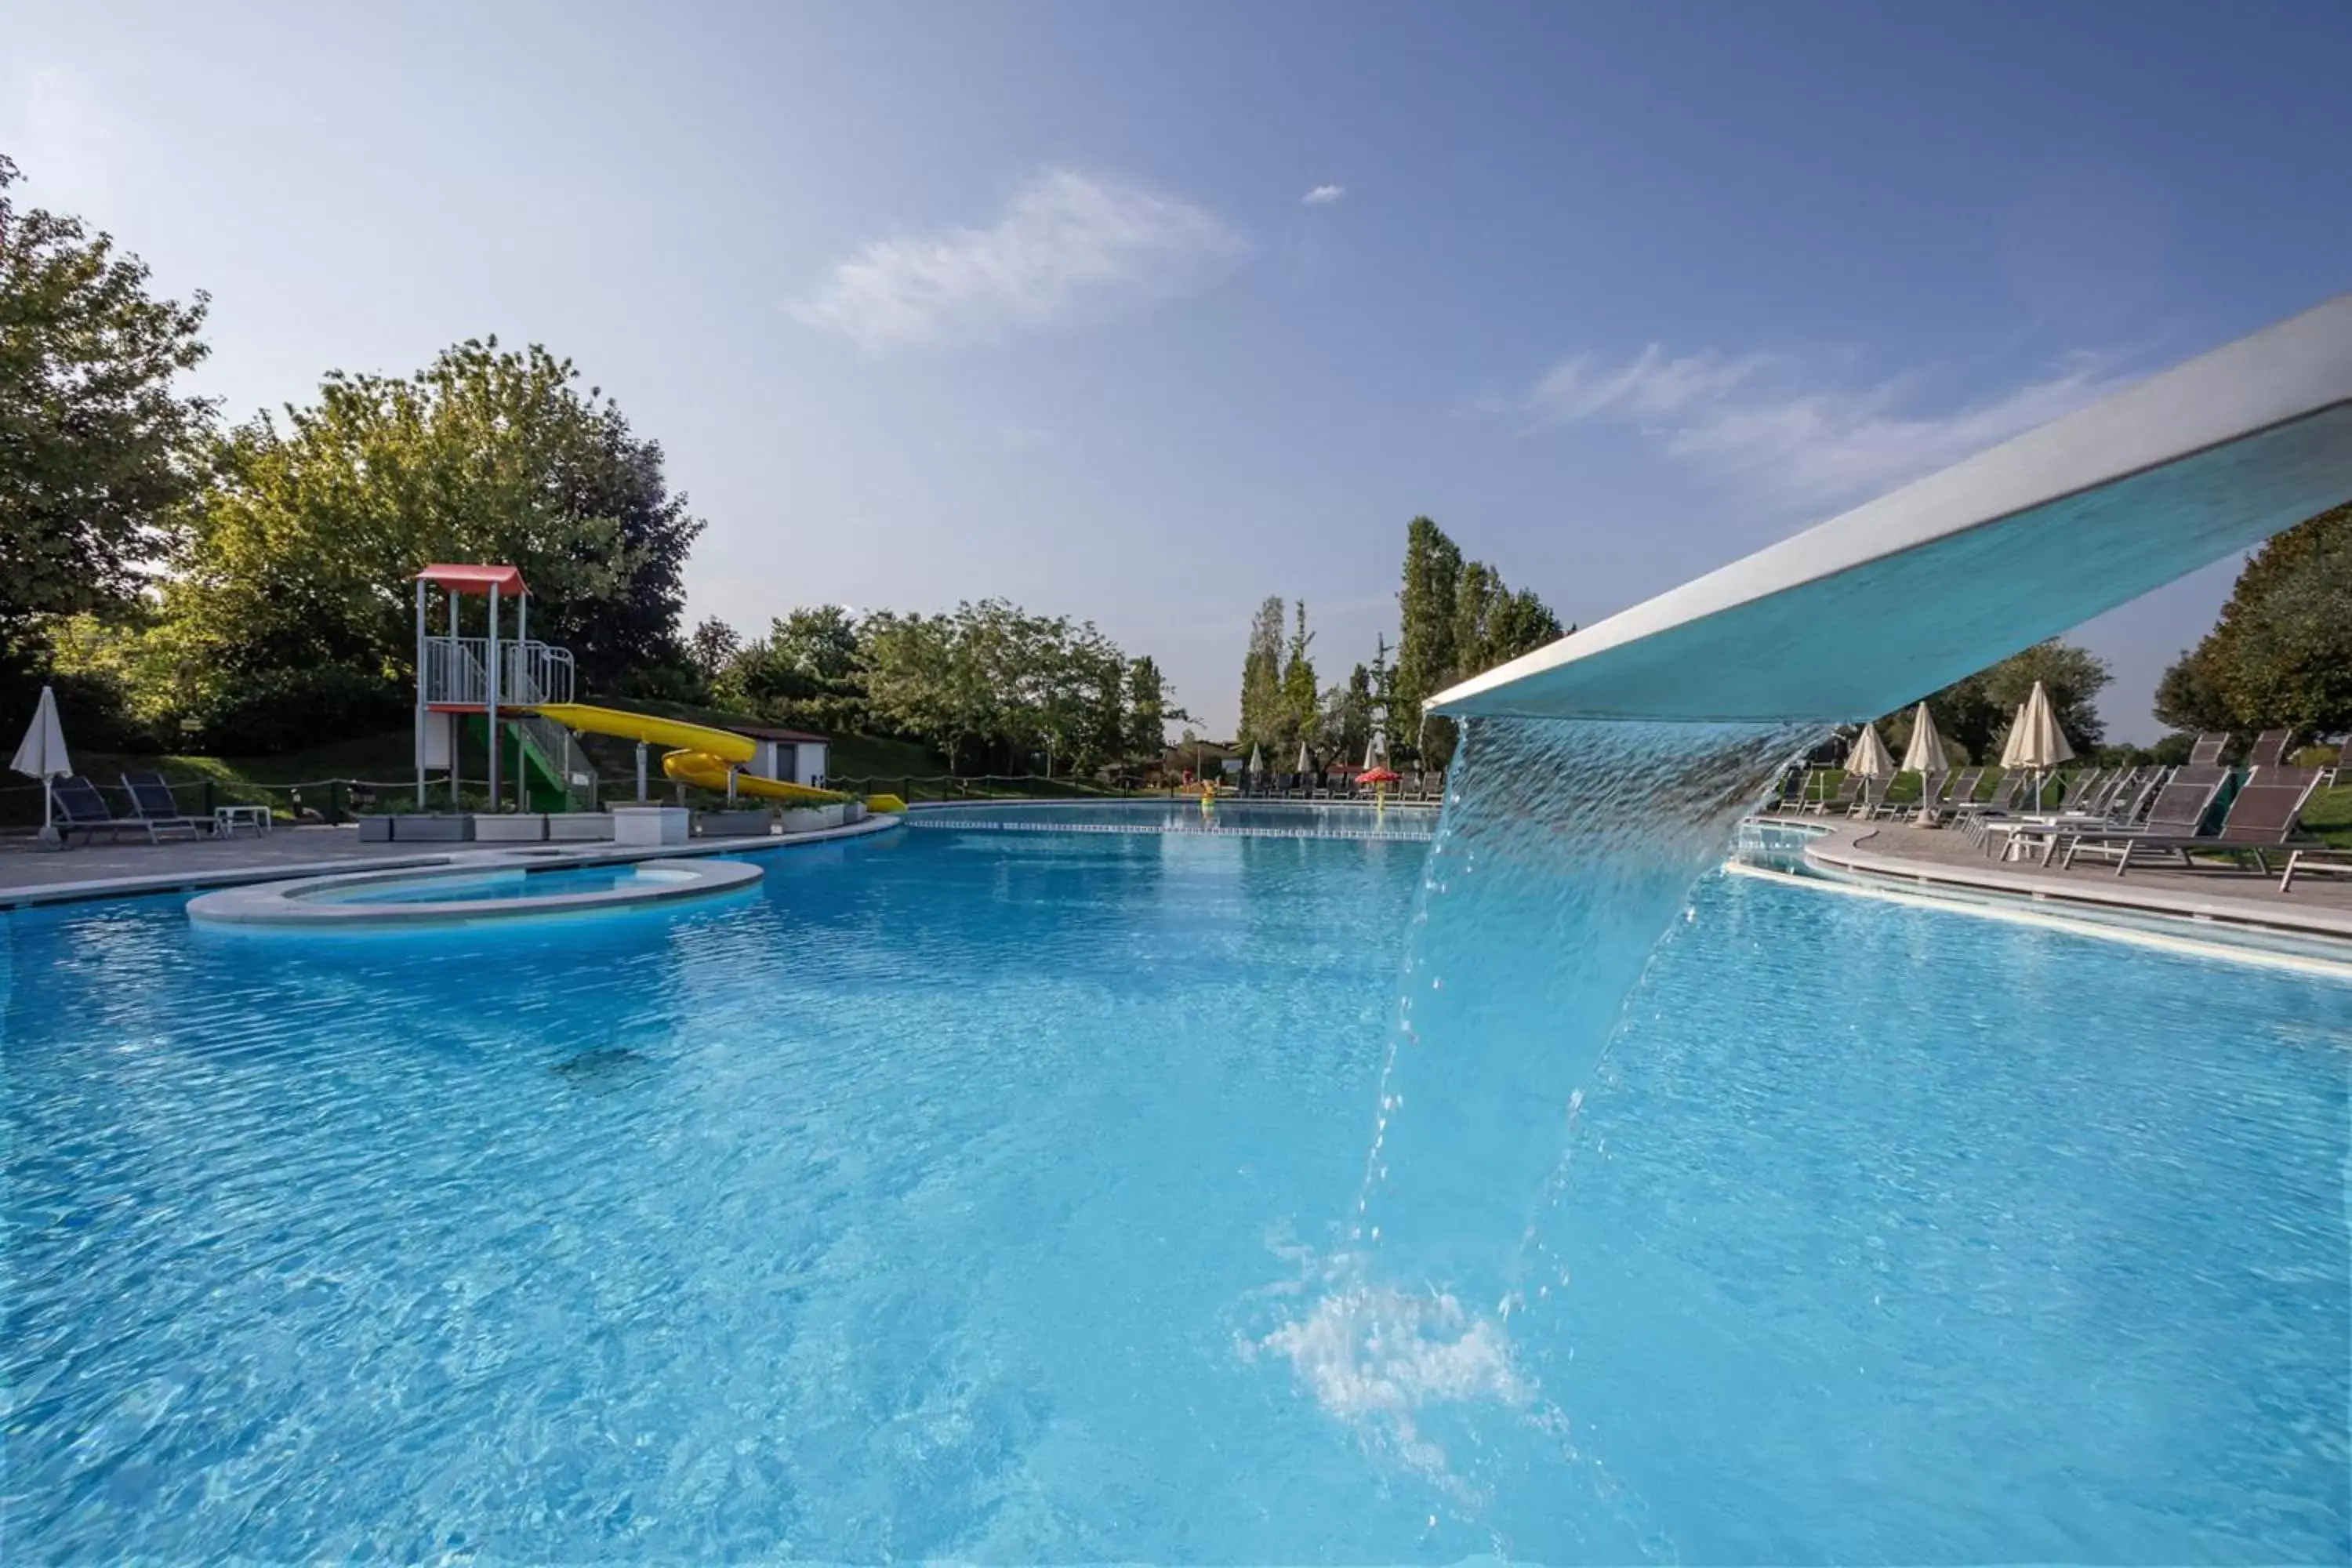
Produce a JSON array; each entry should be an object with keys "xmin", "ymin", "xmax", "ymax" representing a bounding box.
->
[
  {"xmin": 546, "ymin": 812, "xmax": 615, "ymax": 842},
  {"xmin": 818, "ymin": 804, "xmax": 847, "ymax": 830},
  {"xmin": 473, "ymin": 813, "xmax": 548, "ymax": 843},
  {"xmin": 844, "ymin": 801, "xmax": 868, "ymax": 824},
  {"xmin": 779, "ymin": 807, "xmax": 826, "ymax": 835},
  {"xmin": 612, "ymin": 805, "xmax": 690, "ymax": 847},
  {"xmin": 697, "ymin": 809, "xmax": 773, "ymax": 839},
  {"xmin": 365, "ymin": 813, "xmax": 474, "ymax": 843}
]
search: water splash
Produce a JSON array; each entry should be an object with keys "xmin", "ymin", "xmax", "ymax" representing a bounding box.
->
[{"xmin": 1269, "ymin": 715, "xmax": 1818, "ymax": 1470}]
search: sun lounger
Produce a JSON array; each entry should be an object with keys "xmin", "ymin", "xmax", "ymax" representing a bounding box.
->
[
  {"xmin": 2278, "ymin": 845, "xmax": 2352, "ymax": 893},
  {"xmin": 120, "ymin": 771, "xmax": 211, "ymax": 840},
  {"xmin": 2103, "ymin": 767, "xmax": 2165, "ymax": 826},
  {"xmin": 2057, "ymin": 765, "xmax": 2292, "ymax": 875},
  {"xmin": 2050, "ymin": 768, "xmax": 2109, "ymax": 815},
  {"xmin": 2187, "ymin": 731, "xmax": 2230, "ymax": 767},
  {"xmin": 46, "ymin": 775, "xmax": 152, "ymax": 846},
  {"xmin": 2245, "ymin": 729, "xmax": 2296, "ymax": 769},
  {"xmin": 1918, "ymin": 767, "xmax": 1983, "ymax": 826},
  {"xmin": 1953, "ymin": 772, "xmax": 2030, "ymax": 847},
  {"xmin": 1805, "ymin": 775, "xmax": 1861, "ymax": 815}
]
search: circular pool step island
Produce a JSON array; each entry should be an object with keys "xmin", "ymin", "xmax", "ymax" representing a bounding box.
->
[{"xmin": 187, "ymin": 853, "xmax": 765, "ymax": 930}]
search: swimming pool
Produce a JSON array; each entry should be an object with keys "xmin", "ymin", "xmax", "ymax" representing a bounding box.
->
[
  {"xmin": 4, "ymin": 818, "xmax": 2346, "ymax": 1562},
  {"xmin": 307, "ymin": 863, "xmax": 684, "ymax": 906}
]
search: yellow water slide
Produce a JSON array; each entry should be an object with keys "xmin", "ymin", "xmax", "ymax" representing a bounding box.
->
[{"xmin": 528, "ymin": 703, "xmax": 850, "ymax": 805}]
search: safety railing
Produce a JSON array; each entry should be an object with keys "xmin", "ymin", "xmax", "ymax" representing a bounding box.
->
[
  {"xmin": 503, "ymin": 641, "xmax": 574, "ymax": 706},
  {"xmin": 510, "ymin": 711, "xmax": 597, "ymax": 808},
  {"xmin": 422, "ymin": 637, "xmax": 490, "ymax": 706},
  {"xmin": 420, "ymin": 637, "xmax": 573, "ymax": 706}
]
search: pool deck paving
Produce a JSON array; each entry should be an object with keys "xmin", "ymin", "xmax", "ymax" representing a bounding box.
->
[
  {"xmin": 0, "ymin": 818, "xmax": 898, "ymax": 909},
  {"xmin": 1802, "ymin": 820, "xmax": 2352, "ymax": 942}
]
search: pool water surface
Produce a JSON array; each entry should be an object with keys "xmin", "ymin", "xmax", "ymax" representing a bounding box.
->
[{"xmin": 2, "ymin": 820, "xmax": 2345, "ymax": 1563}]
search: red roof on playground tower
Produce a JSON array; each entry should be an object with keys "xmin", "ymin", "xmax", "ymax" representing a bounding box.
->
[{"xmin": 416, "ymin": 563, "xmax": 527, "ymax": 596}]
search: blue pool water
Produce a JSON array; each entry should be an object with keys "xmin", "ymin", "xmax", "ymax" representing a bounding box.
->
[
  {"xmin": 3, "ymin": 817, "xmax": 2347, "ymax": 1563},
  {"xmin": 313, "ymin": 864, "xmax": 681, "ymax": 906}
]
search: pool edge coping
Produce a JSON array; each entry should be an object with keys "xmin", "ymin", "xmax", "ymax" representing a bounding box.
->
[
  {"xmin": 0, "ymin": 815, "xmax": 901, "ymax": 914},
  {"xmin": 1791, "ymin": 820, "xmax": 2352, "ymax": 946}
]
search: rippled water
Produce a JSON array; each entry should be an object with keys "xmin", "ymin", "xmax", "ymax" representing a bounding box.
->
[{"xmin": 4, "ymin": 822, "xmax": 2347, "ymax": 1563}]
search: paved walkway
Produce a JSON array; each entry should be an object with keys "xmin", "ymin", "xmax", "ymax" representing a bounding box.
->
[
  {"xmin": 0, "ymin": 818, "xmax": 898, "ymax": 909},
  {"xmin": 0, "ymin": 827, "xmax": 423, "ymax": 896},
  {"xmin": 1806, "ymin": 821, "xmax": 2352, "ymax": 941}
]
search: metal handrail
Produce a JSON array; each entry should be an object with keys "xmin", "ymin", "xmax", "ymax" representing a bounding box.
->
[{"xmin": 420, "ymin": 637, "xmax": 573, "ymax": 706}]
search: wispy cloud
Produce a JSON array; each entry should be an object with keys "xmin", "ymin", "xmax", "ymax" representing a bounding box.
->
[
  {"xmin": 1503, "ymin": 341, "xmax": 2136, "ymax": 506},
  {"xmin": 1302, "ymin": 183, "xmax": 1347, "ymax": 205},
  {"xmin": 790, "ymin": 169, "xmax": 1245, "ymax": 351}
]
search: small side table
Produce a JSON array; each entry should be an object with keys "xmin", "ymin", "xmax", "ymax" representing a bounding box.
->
[{"xmin": 214, "ymin": 804, "xmax": 273, "ymax": 837}]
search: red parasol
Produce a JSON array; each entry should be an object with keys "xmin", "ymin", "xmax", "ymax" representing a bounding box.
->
[{"xmin": 1357, "ymin": 765, "xmax": 1401, "ymax": 785}]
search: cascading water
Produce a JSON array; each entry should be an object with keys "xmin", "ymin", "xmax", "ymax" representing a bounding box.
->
[{"xmin": 1261, "ymin": 714, "xmax": 1820, "ymax": 1490}]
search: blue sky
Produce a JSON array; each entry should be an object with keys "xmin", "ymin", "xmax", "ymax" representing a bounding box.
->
[{"xmin": 9, "ymin": 0, "xmax": 2348, "ymax": 740}]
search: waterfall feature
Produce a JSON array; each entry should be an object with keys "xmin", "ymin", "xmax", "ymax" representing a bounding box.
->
[
  {"xmin": 1359, "ymin": 717, "xmax": 1818, "ymax": 1292},
  {"xmin": 1259, "ymin": 718, "xmax": 1814, "ymax": 1490},
  {"xmin": 1258, "ymin": 294, "xmax": 2352, "ymax": 1502}
]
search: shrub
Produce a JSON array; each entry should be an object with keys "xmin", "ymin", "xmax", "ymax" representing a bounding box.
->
[{"xmin": 183, "ymin": 666, "xmax": 409, "ymax": 755}]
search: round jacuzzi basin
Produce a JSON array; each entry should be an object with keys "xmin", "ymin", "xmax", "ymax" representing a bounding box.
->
[{"xmin": 187, "ymin": 856, "xmax": 762, "ymax": 929}]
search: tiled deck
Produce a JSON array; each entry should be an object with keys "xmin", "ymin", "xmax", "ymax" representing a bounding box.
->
[{"xmin": 1806, "ymin": 821, "xmax": 2352, "ymax": 941}]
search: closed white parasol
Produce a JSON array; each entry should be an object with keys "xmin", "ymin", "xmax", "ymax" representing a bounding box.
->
[
  {"xmin": 1999, "ymin": 681, "xmax": 2075, "ymax": 808},
  {"xmin": 1843, "ymin": 723, "xmax": 1893, "ymax": 779},
  {"xmin": 1900, "ymin": 702, "xmax": 1950, "ymax": 775},
  {"xmin": 10, "ymin": 684, "xmax": 71, "ymax": 844}
]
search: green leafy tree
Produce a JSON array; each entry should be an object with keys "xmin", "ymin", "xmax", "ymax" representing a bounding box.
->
[
  {"xmin": 718, "ymin": 604, "xmax": 869, "ymax": 734},
  {"xmin": 1389, "ymin": 517, "xmax": 1563, "ymax": 764},
  {"xmin": 1882, "ymin": 638, "xmax": 2112, "ymax": 763},
  {"xmin": 1392, "ymin": 518, "xmax": 1462, "ymax": 756},
  {"xmin": 862, "ymin": 598, "xmax": 1148, "ymax": 775},
  {"xmin": 1123, "ymin": 655, "xmax": 1189, "ymax": 761},
  {"xmin": 688, "ymin": 616, "xmax": 740, "ymax": 678},
  {"xmin": 2154, "ymin": 502, "xmax": 2352, "ymax": 739},
  {"xmin": 1326, "ymin": 662, "xmax": 1374, "ymax": 764},
  {"xmin": 1237, "ymin": 594, "xmax": 1286, "ymax": 753},
  {"xmin": 145, "ymin": 338, "xmax": 702, "ymax": 718},
  {"xmin": 0, "ymin": 154, "xmax": 214, "ymax": 669},
  {"xmin": 1279, "ymin": 600, "xmax": 1319, "ymax": 760}
]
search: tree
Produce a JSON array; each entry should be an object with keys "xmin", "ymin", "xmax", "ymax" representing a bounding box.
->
[
  {"xmin": 1279, "ymin": 600, "xmax": 1319, "ymax": 760},
  {"xmin": 1330, "ymin": 662, "xmax": 1374, "ymax": 764},
  {"xmin": 0, "ymin": 154, "xmax": 214, "ymax": 666},
  {"xmin": 1237, "ymin": 595, "xmax": 1286, "ymax": 753},
  {"xmin": 1392, "ymin": 518, "xmax": 1461, "ymax": 755},
  {"xmin": 2154, "ymin": 502, "xmax": 2352, "ymax": 739},
  {"xmin": 861, "ymin": 598, "xmax": 1153, "ymax": 775},
  {"xmin": 1123, "ymin": 655, "xmax": 1189, "ymax": 761},
  {"xmin": 688, "ymin": 616, "xmax": 740, "ymax": 678},
  {"xmin": 1980, "ymin": 641, "xmax": 2111, "ymax": 750},
  {"xmin": 152, "ymin": 338, "xmax": 704, "ymax": 710},
  {"xmin": 1388, "ymin": 516, "xmax": 1563, "ymax": 764},
  {"xmin": 1882, "ymin": 638, "xmax": 2112, "ymax": 762}
]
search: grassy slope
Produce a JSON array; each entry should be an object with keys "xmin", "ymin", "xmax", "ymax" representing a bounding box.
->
[{"xmin": 1, "ymin": 710, "xmax": 1130, "ymax": 826}]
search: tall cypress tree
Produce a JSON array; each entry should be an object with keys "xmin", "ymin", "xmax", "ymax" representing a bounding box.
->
[
  {"xmin": 1392, "ymin": 517, "xmax": 1461, "ymax": 758},
  {"xmin": 1279, "ymin": 600, "xmax": 1319, "ymax": 760},
  {"xmin": 1237, "ymin": 595, "xmax": 1286, "ymax": 752}
]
